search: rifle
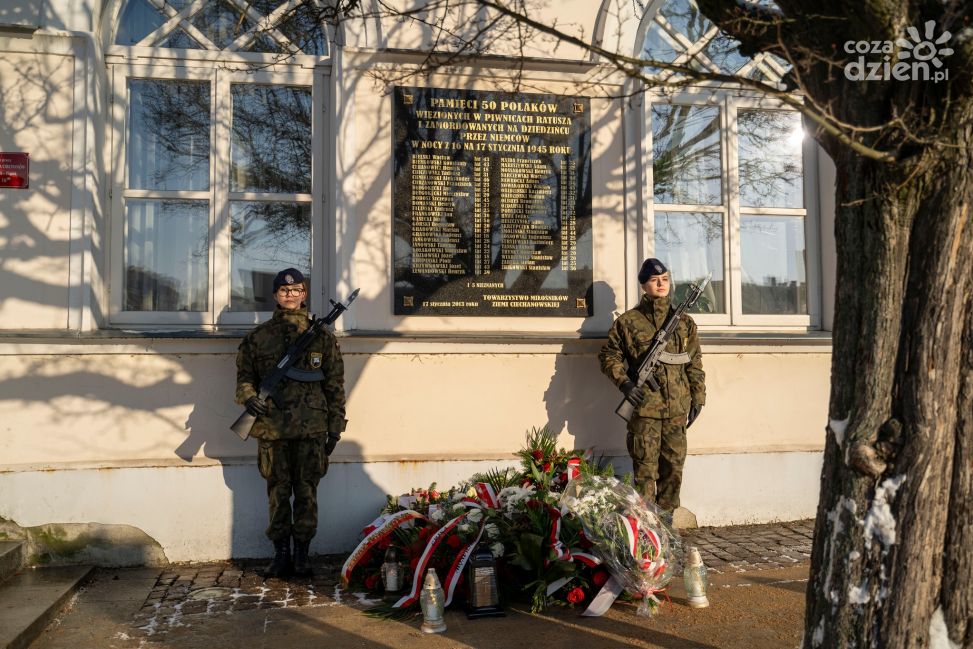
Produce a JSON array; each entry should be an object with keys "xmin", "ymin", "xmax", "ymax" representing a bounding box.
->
[
  {"xmin": 614, "ymin": 275, "xmax": 711, "ymax": 422},
  {"xmin": 231, "ymin": 288, "xmax": 360, "ymax": 440}
]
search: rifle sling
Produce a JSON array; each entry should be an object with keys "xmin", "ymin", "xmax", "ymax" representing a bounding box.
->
[
  {"xmin": 285, "ymin": 367, "xmax": 326, "ymax": 382},
  {"xmin": 659, "ymin": 351, "xmax": 690, "ymax": 365}
]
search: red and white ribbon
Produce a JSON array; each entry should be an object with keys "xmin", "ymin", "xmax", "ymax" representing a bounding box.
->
[
  {"xmin": 443, "ymin": 524, "xmax": 486, "ymax": 606},
  {"xmin": 393, "ymin": 514, "xmax": 467, "ymax": 608},
  {"xmin": 341, "ymin": 510, "xmax": 426, "ymax": 584},
  {"xmin": 546, "ymin": 506, "xmax": 571, "ymax": 565}
]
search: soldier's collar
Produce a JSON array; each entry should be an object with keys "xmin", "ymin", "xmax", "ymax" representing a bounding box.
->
[
  {"xmin": 273, "ymin": 306, "xmax": 309, "ymax": 320},
  {"xmin": 639, "ymin": 294, "xmax": 671, "ymax": 310}
]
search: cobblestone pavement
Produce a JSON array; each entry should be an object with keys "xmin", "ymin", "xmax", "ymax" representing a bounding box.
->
[
  {"xmin": 682, "ymin": 519, "xmax": 814, "ymax": 574},
  {"xmin": 126, "ymin": 520, "xmax": 813, "ymax": 640}
]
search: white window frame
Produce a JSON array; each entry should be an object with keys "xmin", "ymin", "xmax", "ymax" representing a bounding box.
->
[
  {"xmin": 641, "ymin": 89, "xmax": 821, "ymax": 330},
  {"xmin": 635, "ymin": 0, "xmax": 823, "ymax": 331},
  {"xmin": 106, "ymin": 0, "xmax": 331, "ymax": 328},
  {"xmin": 729, "ymin": 94, "xmax": 820, "ymax": 329},
  {"xmin": 110, "ymin": 63, "xmax": 216, "ymax": 325}
]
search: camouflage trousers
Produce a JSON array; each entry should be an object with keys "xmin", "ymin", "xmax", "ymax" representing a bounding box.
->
[
  {"xmin": 257, "ymin": 437, "xmax": 329, "ymax": 543},
  {"xmin": 626, "ymin": 417, "xmax": 687, "ymax": 511}
]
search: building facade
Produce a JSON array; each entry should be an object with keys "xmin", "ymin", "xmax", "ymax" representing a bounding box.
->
[{"xmin": 0, "ymin": 0, "xmax": 835, "ymax": 564}]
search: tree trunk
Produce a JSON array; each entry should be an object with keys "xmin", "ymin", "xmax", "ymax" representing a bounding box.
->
[{"xmin": 804, "ymin": 105, "xmax": 973, "ymax": 647}]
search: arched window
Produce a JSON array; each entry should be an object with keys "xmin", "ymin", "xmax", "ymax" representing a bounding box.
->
[
  {"xmin": 107, "ymin": 0, "xmax": 331, "ymax": 326},
  {"xmin": 639, "ymin": 0, "xmax": 818, "ymax": 328}
]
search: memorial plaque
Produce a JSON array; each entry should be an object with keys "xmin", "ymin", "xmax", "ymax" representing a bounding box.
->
[{"xmin": 393, "ymin": 86, "xmax": 592, "ymax": 316}]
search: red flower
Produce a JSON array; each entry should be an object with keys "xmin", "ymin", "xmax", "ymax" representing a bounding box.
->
[
  {"xmin": 365, "ymin": 574, "xmax": 380, "ymax": 590},
  {"xmin": 578, "ymin": 530, "xmax": 593, "ymax": 549},
  {"xmin": 566, "ymin": 587, "xmax": 586, "ymax": 604},
  {"xmin": 531, "ymin": 450, "xmax": 544, "ymax": 462},
  {"xmin": 446, "ymin": 535, "xmax": 463, "ymax": 549},
  {"xmin": 592, "ymin": 570, "xmax": 609, "ymax": 587},
  {"xmin": 430, "ymin": 490, "xmax": 441, "ymax": 499}
]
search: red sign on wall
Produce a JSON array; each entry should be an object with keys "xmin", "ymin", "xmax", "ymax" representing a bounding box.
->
[{"xmin": 0, "ymin": 153, "xmax": 29, "ymax": 189}]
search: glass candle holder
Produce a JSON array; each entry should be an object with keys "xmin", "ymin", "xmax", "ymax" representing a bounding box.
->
[{"xmin": 683, "ymin": 546, "xmax": 709, "ymax": 608}]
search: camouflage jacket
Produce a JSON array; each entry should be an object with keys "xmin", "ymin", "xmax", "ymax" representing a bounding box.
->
[
  {"xmin": 235, "ymin": 307, "xmax": 347, "ymax": 440},
  {"xmin": 599, "ymin": 294, "xmax": 705, "ymax": 421}
]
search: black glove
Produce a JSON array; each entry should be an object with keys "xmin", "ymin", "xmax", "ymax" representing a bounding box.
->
[
  {"xmin": 324, "ymin": 434, "xmax": 340, "ymax": 456},
  {"xmin": 245, "ymin": 396, "xmax": 269, "ymax": 417},
  {"xmin": 688, "ymin": 403, "xmax": 703, "ymax": 428},
  {"xmin": 620, "ymin": 381, "xmax": 647, "ymax": 407}
]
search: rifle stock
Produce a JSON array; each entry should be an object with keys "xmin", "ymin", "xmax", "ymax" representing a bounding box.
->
[
  {"xmin": 230, "ymin": 411, "xmax": 256, "ymax": 440},
  {"xmin": 615, "ymin": 398, "xmax": 635, "ymax": 422}
]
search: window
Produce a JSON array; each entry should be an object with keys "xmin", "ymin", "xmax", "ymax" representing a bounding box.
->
[
  {"xmin": 108, "ymin": 0, "xmax": 329, "ymax": 326},
  {"xmin": 639, "ymin": 0, "xmax": 818, "ymax": 328}
]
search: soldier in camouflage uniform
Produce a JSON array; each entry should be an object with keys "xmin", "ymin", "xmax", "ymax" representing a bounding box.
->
[
  {"xmin": 599, "ymin": 258, "xmax": 705, "ymax": 512},
  {"xmin": 236, "ymin": 268, "xmax": 347, "ymax": 579}
]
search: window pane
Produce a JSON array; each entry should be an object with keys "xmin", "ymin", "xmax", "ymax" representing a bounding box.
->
[
  {"xmin": 275, "ymin": 3, "xmax": 329, "ymax": 55},
  {"xmin": 115, "ymin": 0, "xmax": 164, "ymax": 45},
  {"xmin": 190, "ymin": 0, "xmax": 254, "ymax": 49},
  {"xmin": 230, "ymin": 202, "xmax": 311, "ymax": 311},
  {"xmin": 702, "ymin": 33, "xmax": 750, "ymax": 73},
  {"xmin": 128, "ymin": 79, "xmax": 210, "ymax": 191},
  {"xmin": 245, "ymin": 33, "xmax": 287, "ymax": 54},
  {"xmin": 243, "ymin": 0, "xmax": 330, "ymax": 55},
  {"xmin": 654, "ymin": 211, "xmax": 725, "ymax": 313},
  {"xmin": 741, "ymin": 215, "xmax": 807, "ymax": 314},
  {"xmin": 641, "ymin": 21, "xmax": 683, "ymax": 72},
  {"xmin": 230, "ymin": 84, "xmax": 312, "ymax": 193},
  {"xmin": 658, "ymin": 0, "xmax": 711, "ymax": 43},
  {"xmin": 652, "ymin": 104, "xmax": 722, "ymax": 205},
  {"xmin": 157, "ymin": 27, "xmax": 204, "ymax": 50},
  {"xmin": 125, "ymin": 199, "xmax": 209, "ymax": 312},
  {"xmin": 738, "ymin": 110, "xmax": 804, "ymax": 208}
]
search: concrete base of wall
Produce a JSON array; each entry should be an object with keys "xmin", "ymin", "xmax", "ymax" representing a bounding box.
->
[{"xmin": 0, "ymin": 451, "xmax": 822, "ymax": 564}]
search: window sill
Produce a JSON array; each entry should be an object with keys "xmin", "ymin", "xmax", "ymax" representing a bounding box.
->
[{"xmin": 0, "ymin": 328, "xmax": 833, "ymax": 355}]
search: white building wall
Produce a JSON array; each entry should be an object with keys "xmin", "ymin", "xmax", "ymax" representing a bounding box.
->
[
  {"xmin": 0, "ymin": 338, "xmax": 829, "ymax": 562},
  {"xmin": 0, "ymin": 0, "xmax": 836, "ymax": 564}
]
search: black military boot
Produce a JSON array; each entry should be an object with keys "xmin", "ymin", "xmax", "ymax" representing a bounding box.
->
[
  {"xmin": 263, "ymin": 539, "xmax": 291, "ymax": 579},
  {"xmin": 292, "ymin": 539, "xmax": 313, "ymax": 578}
]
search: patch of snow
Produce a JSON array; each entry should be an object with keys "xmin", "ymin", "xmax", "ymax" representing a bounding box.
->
[
  {"xmin": 878, "ymin": 563, "xmax": 890, "ymax": 601},
  {"xmin": 353, "ymin": 591, "xmax": 381, "ymax": 606},
  {"xmin": 849, "ymin": 550, "xmax": 861, "ymax": 561},
  {"xmin": 829, "ymin": 418, "xmax": 849, "ymax": 446},
  {"xmin": 863, "ymin": 475, "xmax": 906, "ymax": 549},
  {"xmin": 166, "ymin": 601, "xmax": 186, "ymax": 629},
  {"xmin": 929, "ymin": 607, "xmax": 960, "ymax": 649},
  {"xmin": 113, "ymin": 632, "xmax": 132, "ymax": 640},
  {"xmin": 823, "ymin": 497, "xmax": 854, "ymax": 604},
  {"xmin": 848, "ymin": 582, "xmax": 870, "ymax": 605},
  {"xmin": 332, "ymin": 584, "xmax": 344, "ymax": 605},
  {"xmin": 811, "ymin": 617, "xmax": 825, "ymax": 647},
  {"xmin": 138, "ymin": 602, "xmax": 162, "ymax": 636}
]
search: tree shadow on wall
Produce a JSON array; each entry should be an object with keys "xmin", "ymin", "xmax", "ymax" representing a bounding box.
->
[
  {"xmin": 176, "ymin": 356, "xmax": 384, "ymax": 562},
  {"xmin": 543, "ymin": 281, "xmax": 629, "ymax": 459}
]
